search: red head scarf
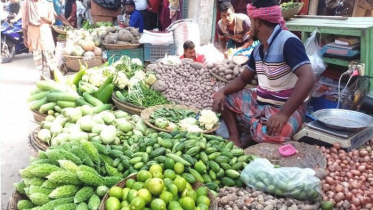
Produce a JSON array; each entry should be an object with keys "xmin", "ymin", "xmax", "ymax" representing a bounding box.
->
[{"xmin": 247, "ymin": 4, "xmax": 288, "ymax": 30}]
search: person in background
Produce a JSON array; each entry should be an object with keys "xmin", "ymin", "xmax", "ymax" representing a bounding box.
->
[
  {"xmin": 64, "ymin": 0, "xmax": 77, "ymax": 27},
  {"xmin": 160, "ymin": 0, "xmax": 182, "ymax": 31},
  {"xmin": 8, "ymin": 0, "xmax": 21, "ymax": 18},
  {"xmin": 82, "ymin": 0, "xmax": 91, "ymax": 24},
  {"xmin": 179, "ymin": 40, "xmax": 206, "ymax": 64},
  {"xmin": 217, "ymin": 2, "xmax": 252, "ymax": 51},
  {"xmin": 146, "ymin": 0, "xmax": 160, "ymax": 30},
  {"xmin": 212, "ymin": 0, "xmax": 315, "ymax": 147},
  {"xmin": 132, "ymin": 0, "xmax": 150, "ymax": 30},
  {"xmin": 76, "ymin": 0, "xmax": 85, "ymax": 29},
  {"xmin": 231, "ymin": 0, "xmax": 252, "ymax": 14},
  {"xmin": 123, "ymin": 0, "xmax": 144, "ymax": 33},
  {"xmin": 51, "ymin": 0, "xmax": 70, "ymax": 26},
  {"xmin": 22, "ymin": 0, "xmax": 57, "ymax": 79}
]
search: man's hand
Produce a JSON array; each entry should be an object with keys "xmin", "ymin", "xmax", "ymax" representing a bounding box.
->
[
  {"xmin": 266, "ymin": 112, "xmax": 289, "ymax": 136},
  {"xmin": 23, "ymin": 36, "xmax": 28, "ymax": 48},
  {"xmin": 212, "ymin": 90, "xmax": 225, "ymax": 112},
  {"xmin": 170, "ymin": 10, "xmax": 176, "ymax": 18}
]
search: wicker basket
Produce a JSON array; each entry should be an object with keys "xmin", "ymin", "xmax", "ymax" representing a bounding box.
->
[
  {"xmin": 244, "ymin": 141, "xmax": 326, "ymax": 169},
  {"xmin": 103, "ymin": 43, "xmax": 141, "ymax": 50},
  {"xmin": 52, "ymin": 26, "xmax": 67, "ymax": 35},
  {"xmin": 99, "ymin": 174, "xmax": 218, "ymax": 210},
  {"xmin": 141, "ymin": 104, "xmax": 219, "ymax": 134},
  {"xmin": 282, "ymin": 2, "xmax": 304, "ymax": 20},
  {"xmin": 31, "ymin": 109, "xmax": 47, "ymax": 122},
  {"xmin": 56, "ymin": 37, "xmax": 66, "ymax": 42},
  {"xmin": 112, "ymin": 94, "xmax": 144, "ymax": 115},
  {"xmin": 6, "ymin": 191, "xmax": 26, "ymax": 210},
  {"xmin": 209, "ymin": 70, "xmax": 257, "ymax": 89},
  {"xmin": 63, "ymin": 56, "xmax": 104, "ymax": 72},
  {"xmin": 29, "ymin": 127, "xmax": 49, "ymax": 152}
]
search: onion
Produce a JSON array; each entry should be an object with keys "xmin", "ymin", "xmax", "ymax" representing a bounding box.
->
[
  {"xmin": 351, "ymin": 181, "xmax": 360, "ymax": 189},
  {"xmin": 353, "ymin": 150, "xmax": 359, "ymax": 156},
  {"xmin": 364, "ymin": 156, "xmax": 370, "ymax": 162},
  {"xmin": 351, "ymin": 198, "xmax": 361, "ymax": 206},
  {"xmin": 346, "ymin": 192, "xmax": 353, "ymax": 200},
  {"xmin": 322, "ymin": 184, "xmax": 331, "ymax": 191},
  {"xmin": 331, "ymin": 147, "xmax": 338, "ymax": 154},
  {"xmin": 325, "ymin": 176, "xmax": 335, "ymax": 185},
  {"xmin": 360, "ymin": 149, "xmax": 368, "ymax": 157},
  {"xmin": 351, "ymin": 170, "xmax": 361, "ymax": 176},
  {"xmin": 333, "ymin": 142, "xmax": 342, "ymax": 149},
  {"xmin": 335, "ymin": 184, "xmax": 344, "ymax": 192},
  {"xmin": 326, "ymin": 191, "xmax": 335, "ymax": 199}
]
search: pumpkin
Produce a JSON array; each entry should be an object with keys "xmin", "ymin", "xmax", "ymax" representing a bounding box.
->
[
  {"xmin": 82, "ymin": 40, "xmax": 95, "ymax": 51},
  {"xmin": 72, "ymin": 46, "xmax": 85, "ymax": 56},
  {"xmin": 93, "ymin": 47, "xmax": 102, "ymax": 56},
  {"xmin": 93, "ymin": 38, "xmax": 102, "ymax": 47}
]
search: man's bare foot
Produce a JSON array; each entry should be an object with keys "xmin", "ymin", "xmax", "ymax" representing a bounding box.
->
[{"xmin": 239, "ymin": 136, "xmax": 257, "ymax": 149}]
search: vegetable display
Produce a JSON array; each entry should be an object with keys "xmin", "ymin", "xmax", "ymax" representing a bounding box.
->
[
  {"xmin": 240, "ymin": 158, "xmax": 321, "ymax": 201},
  {"xmin": 217, "ymin": 186, "xmax": 321, "ymax": 210},
  {"xmin": 104, "ymin": 167, "xmax": 212, "ymax": 210},
  {"xmin": 319, "ymin": 141, "xmax": 373, "ymax": 210},
  {"xmin": 207, "ymin": 59, "xmax": 258, "ymax": 85},
  {"xmin": 280, "ymin": 1, "xmax": 302, "ymax": 10},
  {"xmin": 149, "ymin": 59, "xmax": 221, "ymax": 109},
  {"xmin": 103, "ymin": 27, "xmax": 141, "ymax": 45},
  {"xmin": 150, "ymin": 107, "xmax": 219, "ymax": 132}
]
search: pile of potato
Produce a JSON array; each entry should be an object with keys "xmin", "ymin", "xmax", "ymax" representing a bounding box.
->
[
  {"xmin": 148, "ymin": 59, "xmax": 220, "ymax": 109},
  {"xmin": 218, "ymin": 187, "xmax": 321, "ymax": 210},
  {"xmin": 103, "ymin": 27, "xmax": 141, "ymax": 45},
  {"xmin": 207, "ymin": 60, "xmax": 258, "ymax": 86}
]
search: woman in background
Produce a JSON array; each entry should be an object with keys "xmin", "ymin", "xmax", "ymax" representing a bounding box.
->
[
  {"xmin": 64, "ymin": 0, "xmax": 77, "ymax": 27},
  {"xmin": 160, "ymin": 0, "xmax": 182, "ymax": 31}
]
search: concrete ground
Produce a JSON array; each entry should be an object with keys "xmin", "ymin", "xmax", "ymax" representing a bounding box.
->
[{"xmin": 1, "ymin": 54, "xmax": 40, "ymax": 209}]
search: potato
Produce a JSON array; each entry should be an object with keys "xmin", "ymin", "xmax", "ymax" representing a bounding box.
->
[
  {"xmin": 219, "ymin": 67, "xmax": 226, "ymax": 72},
  {"xmin": 226, "ymin": 75, "xmax": 232, "ymax": 80},
  {"xmin": 233, "ymin": 66, "xmax": 239, "ymax": 76},
  {"xmin": 225, "ymin": 70, "xmax": 233, "ymax": 74},
  {"xmin": 219, "ymin": 72, "xmax": 225, "ymax": 76},
  {"xmin": 228, "ymin": 64, "xmax": 236, "ymax": 70},
  {"xmin": 239, "ymin": 68, "xmax": 245, "ymax": 73}
]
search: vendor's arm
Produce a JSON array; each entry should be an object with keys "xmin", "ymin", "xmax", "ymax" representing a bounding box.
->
[
  {"xmin": 212, "ymin": 52, "xmax": 256, "ymax": 112},
  {"xmin": 239, "ymin": 18, "xmax": 252, "ymax": 49},
  {"xmin": 266, "ymin": 38, "xmax": 315, "ymax": 136}
]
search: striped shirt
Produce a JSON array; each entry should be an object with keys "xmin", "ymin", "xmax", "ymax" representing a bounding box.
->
[{"xmin": 247, "ymin": 25, "xmax": 310, "ymax": 106}]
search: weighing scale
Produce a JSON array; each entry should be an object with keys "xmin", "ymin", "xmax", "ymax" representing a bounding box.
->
[{"xmin": 293, "ymin": 120, "xmax": 373, "ymax": 151}]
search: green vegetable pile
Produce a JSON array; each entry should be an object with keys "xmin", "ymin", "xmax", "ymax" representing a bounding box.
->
[
  {"xmin": 115, "ymin": 83, "xmax": 169, "ymax": 108},
  {"xmin": 280, "ymin": 1, "xmax": 301, "ymax": 10},
  {"xmin": 150, "ymin": 107, "xmax": 196, "ymax": 123}
]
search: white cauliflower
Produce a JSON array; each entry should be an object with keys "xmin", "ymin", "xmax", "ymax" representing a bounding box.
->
[
  {"xmin": 128, "ymin": 77, "xmax": 141, "ymax": 88},
  {"xmin": 198, "ymin": 110, "xmax": 219, "ymax": 130},
  {"xmin": 131, "ymin": 58, "xmax": 143, "ymax": 66},
  {"xmin": 88, "ymin": 73, "xmax": 105, "ymax": 87},
  {"xmin": 145, "ymin": 74, "xmax": 157, "ymax": 85},
  {"xmin": 132, "ymin": 71, "xmax": 146, "ymax": 81},
  {"xmin": 114, "ymin": 71, "xmax": 129, "ymax": 89}
]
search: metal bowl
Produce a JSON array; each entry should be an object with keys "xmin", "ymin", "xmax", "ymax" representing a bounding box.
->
[{"xmin": 314, "ymin": 109, "xmax": 373, "ymax": 131}]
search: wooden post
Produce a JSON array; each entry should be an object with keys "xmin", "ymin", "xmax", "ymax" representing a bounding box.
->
[
  {"xmin": 308, "ymin": 0, "xmax": 319, "ymax": 15},
  {"xmin": 352, "ymin": 0, "xmax": 360, "ymax": 17}
]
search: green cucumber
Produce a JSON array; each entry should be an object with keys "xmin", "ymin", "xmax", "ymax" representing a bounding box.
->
[
  {"xmin": 83, "ymin": 92, "xmax": 103, "ymax": 106},
  {"xmin": 57, "ymin": 101, "xmax": 77, "ymax": 108}
]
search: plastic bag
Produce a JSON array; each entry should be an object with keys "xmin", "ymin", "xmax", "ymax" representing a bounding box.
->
[
  {"xmin": 304, "ymin": 30, "xmax": 326, "ymax": 76},
  {"xmin": 240, "ymin": 158, "xmax": 321, "ymax": 201},
  {"xmin": 92, "ymin": 0, "xmax": 121, "ymax": 10}
]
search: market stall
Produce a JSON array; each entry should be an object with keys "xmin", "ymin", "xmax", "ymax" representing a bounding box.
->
[{"xmin": 5, "ymin": 6, "xmax": 373, "ymax": 209}]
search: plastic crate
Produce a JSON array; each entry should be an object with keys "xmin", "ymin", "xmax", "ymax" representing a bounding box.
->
[
  {"xmin": 106, "ymin": 48, "xmax": 144, "ymax": 64},
  {"xmin": 182, "ymin": 0, "xmax": 188, "ymax": 19},
  {"xmin": 144, "ymin": 44, "xmax": 176, "ymax": 62}
]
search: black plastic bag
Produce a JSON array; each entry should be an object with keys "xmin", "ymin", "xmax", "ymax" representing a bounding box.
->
[{"xmin": 93, "ymin": 0, "xmax": 121, "ymax": 10}]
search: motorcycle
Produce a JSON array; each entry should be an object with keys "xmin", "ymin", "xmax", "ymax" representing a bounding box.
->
[{"xmin": 1, "ymin": 15, "xmax": 29, "ymax": 63}]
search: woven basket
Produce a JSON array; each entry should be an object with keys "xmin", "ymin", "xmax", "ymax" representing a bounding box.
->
[
  {"xmin": 63, "ymin": 56, "xmax": 104, "ymax": 72},
  {"xmin": 244, "ymin": 141, "xmax": 326, "ymax": 169},
  {"xmin": 112, "ymin": 94, "xmax": 144, "ymax": 115},
  {"xmin": 6, "ymin": 191, "xmax": 26, "ymax": 210},
  {"xmin": 31, "ymin": 109, "xmax": 47, "ymax": 122},
  {"xmin": 99, "ymin": 174, "xmax": 218, "ymax": 210},
  {"xmin": 209, "ymin": 70, "xmax": 257, "ymax": 89},
  {"xmin": 103, "ymin": 43, "xmax": 141, "ymax": 50},
  {"xmin": 52, "ymin": 26, "xmax": 67, "ymax": 35},
  {"xmin": 141, "ymin": 104, "xmax": 219, "ymax": 134},
  {"xmin": 56, "ymin": 37, "xmax": 66, "ymax": 42},
  {"xmin": 282, "ymin": 2, "xmax": 303, "ymax": 20},
  {"xmin": 30, "ymin": 127, "xmax": 49, "ymax": 152}
]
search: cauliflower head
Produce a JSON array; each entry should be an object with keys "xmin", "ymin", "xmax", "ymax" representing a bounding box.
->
[
  {"xmin": 114, "ymin": 71, "xmax": 129, "ymax": 89},
  {"xmin": 131, "ymin": 58, "xmax": 143, "ymax": 66},
  {"xmin": 198, "ymin": 110, "xmax": 219, "ymax": 130},
  {"xmin": 145, "ymin": 74, "xmax": 157, "ymax": 85}
]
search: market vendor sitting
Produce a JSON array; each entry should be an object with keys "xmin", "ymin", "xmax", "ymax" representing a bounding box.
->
[
  {"xmin": 212, "ymin": 0, "xmax": 315, "ymax": 148},
  {"xmin": 217, "ymin": 2, "xmax": 253, "ymax": 51},
  {"xmin": 179, "ymin": 40, "xmax": 206, "ymax": 64},
  {"xmin": 123, "ymin": 0, "xmax": 145, "ymax": 33}
]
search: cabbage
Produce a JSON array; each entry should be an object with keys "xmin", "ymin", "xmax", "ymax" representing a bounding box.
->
[{"xmin": 179, "ymin": 118, "xmax": 198, "ymax": 126}]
